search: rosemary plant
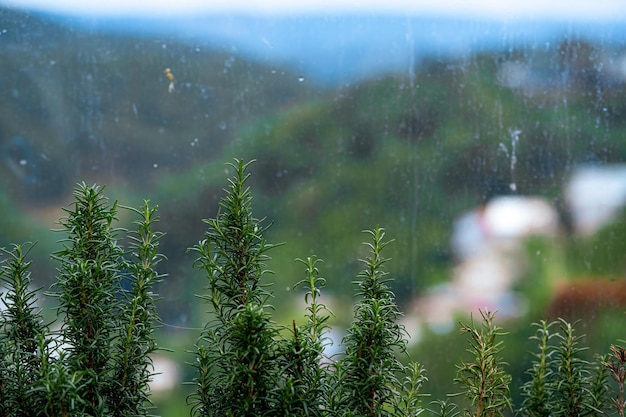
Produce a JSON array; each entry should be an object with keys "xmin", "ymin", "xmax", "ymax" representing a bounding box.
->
[
  {"xmin": 47, "ymin": 183, "xmax": 164, "ymax": 416},
  {"xmin": 188, "ymin": 161, "xmax": 426, "ymax": 417},
  {"xmin": 520, "ymin": 320, "xmax": 556, "ymax": 417},
  {"xmin": 110, "ymin": 201, "xmax": 165, "ymax": 417},
  {"xmin": 604, "ymin": 345, "xmax": 626, "ymax": 417},
  {"xmin": 6, "ymin": 159, "xmax": 626, "ymax": 417},
  {"xmin": 520, "ymin": 319, "xmax": 609, "ymax": 417},
  {"xmin": 551, "ymin": 319, "xmax": 595, "ymax": 417},
  {"xmin": 33, "ymin": 345, "xmax": 85, "ymax": 416},
  {"xmin": 51, "ymin": 183, "xmax": 123, "ymax": 415},
  {"xmin": 429, "ymin": 400, "xmax": 460, "ymax": 417},
  {"xmin": 397, "ymin": 362, "xmax": 428, "ymax": 417},
  {"xmin": 189, "ymin": 159, "xmax": 280, "ymax": 417},
  {"xmin": 334, "ymin": 227, "xmax": 421, "ymax": 417},
  {"xmin": 0, "ymin": 243, "xmax": 48, "ymax": 416},
  {"xmin": 0, "ymin": 242, "xmax": 89, "ymax": 416},
  {"xmin": 278, "ymin": 256, "xmax": 332, "ymax": 416},
  {"xmin": 589, "ymin": 353, "xmax": 610, "ymax": 417},
  {"xmin": 453, "ymin": 309, "xmax": 512, "ymax": 417}
]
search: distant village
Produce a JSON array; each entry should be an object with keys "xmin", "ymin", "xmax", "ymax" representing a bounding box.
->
[{"xmin": 405, "ymin": 164, "xmax": 626, "ymax": 343}]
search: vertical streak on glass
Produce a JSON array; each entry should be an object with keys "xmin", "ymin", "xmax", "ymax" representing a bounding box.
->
[
  {"xmin": 406, "ymin": 16, "xmax": 416, "ymax": 91},
  {"xmin": 406, "ymin": 16, "xmax": 419, "ymax": 290}
]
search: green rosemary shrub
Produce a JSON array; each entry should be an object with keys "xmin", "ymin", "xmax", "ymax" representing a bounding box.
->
[
  {"xmin": 0, "ymin": 244, "xmax": 85, "ymax": 417},
  {"xmin": 186, "ymin": 159, "xmax": 626, "ymax": 417},
  {"xmin": 519, "ymin": 319, "xmax": 611, "ymax": 417},
  {"xmin": 51, "ymin": 183, "xmax": 124, "ymax": 415},
  {"xmin": 110, "ymin": 201, "xmax": 165, "ymax": 417},
  {"xmin": 453, "ymin": 309, "xmax": 512, "ymax": 417},
  {"xmin": 398, "ymin": 362, "xmax": 428, "ymax": 417},
  {"xmin": 4, "ymin": 160, "xmax": 626, "ymax": 417},
  {"xmin": 188, "ymin": 160, "xmax": 426, "ymax": 417},
  {"xmin": 278, "ymin": 256, "xmax": 332, "ymax": 416},
  {"xmin": 0, "ymin": 183, "xmax": 164, "ymax": 417},
  {"xmin": 333, "ymin": 227, "xmax": 422, "ymax": 417},
  {"xmin": 188, "ymin": 159, "xmax": 281, "ymax": 416},
  {"xmin": 604, "ymin": 345, "xmax": 626, "ymax": 417},
  {"xmin": 429, "ymin": 400, "xmax": 460, "ymax": 417},
  {"xmin": 553, "ymin": 319, "xmax": 595, "ymax": 417},
  {"xmin": 520, "ymin": 320, "xmax": 556, "ymax": 417},
  {"xmin": 0, "ymin": 243, "xmax": 49, "ymax": 416}
]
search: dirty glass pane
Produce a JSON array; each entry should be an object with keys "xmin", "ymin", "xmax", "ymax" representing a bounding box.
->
[{"xmin": 2, "ymin": 1, "xmax": 626, "ymax": 413}]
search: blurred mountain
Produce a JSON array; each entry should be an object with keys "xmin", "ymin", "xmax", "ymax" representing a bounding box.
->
[
  {"xmin": 144, "ymin": 45, "xmax": 626, "ymax": 324},
  {"xmin": 36, "ymin": 11, "xmax": 626, "ymax": 85},
  {"xmin": 0, "ymin": 6, "xmax": 314, "ymax": 204},
  {"xmin": 4, "ymin": 4, "xmax": 626, "ymax": 326}
]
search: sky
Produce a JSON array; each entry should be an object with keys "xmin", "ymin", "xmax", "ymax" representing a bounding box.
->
[{"xmin": 2, "ymin": 0, "xmax": 626, "ymax": 20}]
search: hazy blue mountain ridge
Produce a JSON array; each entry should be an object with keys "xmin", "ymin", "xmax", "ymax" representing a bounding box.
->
[{"xmin": 27, "ymin": 10, "xmax": 626, "ymax": 85}]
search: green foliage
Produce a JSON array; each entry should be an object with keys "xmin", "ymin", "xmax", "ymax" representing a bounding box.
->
[
  {"xmin": 111, "ymin": 201, "xmax": 166, "ymax": 417},
  {"xmin": 604, "ymin": 345, "xmax": 626, "ymax": 417},
  {"xmin": 188, "ymin": 159, "xmax": 280, "ymax": 417},
  {"xmin": 52, "ymin": 183, "xmax": 124, "ymax": 415},
  {"xmin": 191, "ymin": 159, "xmax": 276, "ymax": 317},
  {"xmin": 552, "ymin": 320, "xmax": 596, "ymax": 417},
  {"xmin": 430, "ymin": 400, "xmax": 460, "ymax": 417},
  {"xmin": 519, "ymin": 319, "xmax": 612, "ymax": 417},
  {"xmin": 453, "ymin": 310, "xmax": 512, "ymax": 417},
  {"xmin": 334, "ymin": 227, "xmax": 416, "ymax": 417},
  {"xmin": 520, "ymin": 320, "xmax": 556, "ymax": 417},
  {"xmin": 188, "ymin": 161, "xmax": 425, "ymax": 417},
  {"xmin": 398, "ymin": 362, "xmax": 428, "ymax": 417},
  {"xmin": 278, "ymin": 256, "xmax": 332, "ymax": 416},
  {"xmin": 5, "ymin": 162, "xmax": 626, "ymax": 417},
  {"xmin": 0, "ymin": 183, "xmax": 164, "ymax": 416},
  {"xmin": 590, "ymin": 354, "xmax": 610, "ymax": 417},
  {"xmin": 32, "ymin": 346, "xmax": 86, "ymax": 416},
  {"xmin": 0, "ymin": 243, "xmax": 48, "ymax": 416}
]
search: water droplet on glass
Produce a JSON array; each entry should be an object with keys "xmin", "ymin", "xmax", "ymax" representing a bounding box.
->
[
  {"xmin": 153, "ymin": 163, "xmax": 158, "ymax": 168},
  {"xmin": 498, "ymin": 142, "xmax": 509, "ymax": 157},
  {"xmin": 218, "ymin": 121, "xmax": 227, "ymax": 130},
  {"xmin": 19, "ymin": 159, "xmax": 27, "ymax": 166},
  {"xmin": 298, "ymin": 76, "xmax": 305, "ymax": 82}
]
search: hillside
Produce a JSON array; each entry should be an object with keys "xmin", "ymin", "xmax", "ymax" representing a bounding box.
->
[
  {"xmin": 0, "ymin": 7, "xmax": 314, "ymax": 204},
  {"xmin": 3, "ymin": 6, "xmax": 626, "ymax": 327}
]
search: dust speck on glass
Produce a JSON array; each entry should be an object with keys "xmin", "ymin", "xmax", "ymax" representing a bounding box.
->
[{"xmin": 1, "ymin": 1, "xmax": 626, "ymax": 414}]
